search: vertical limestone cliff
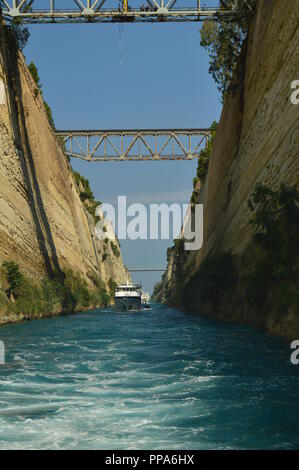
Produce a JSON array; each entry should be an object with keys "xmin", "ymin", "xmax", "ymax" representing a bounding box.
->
[
  {"xmin": 154, "ymin": 0, "xmax": 299, "ymax": 338},
  {"xmin": 0, "ymin": 24, "xmax": 128, "ymax": 323}
]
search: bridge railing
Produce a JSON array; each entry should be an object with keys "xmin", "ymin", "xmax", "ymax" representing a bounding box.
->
[{"xmin": 55, "ymin": 128, "xmax": 211, "ymax": 162}]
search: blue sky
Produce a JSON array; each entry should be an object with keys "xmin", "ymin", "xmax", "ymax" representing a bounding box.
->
[{"xmin": 23, "ymin": 1, "xmax": 222, "ymax": 293}]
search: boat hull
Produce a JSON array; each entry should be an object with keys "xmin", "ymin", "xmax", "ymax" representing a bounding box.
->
[{"xmin": 114, "ymin": 296, "xmax": 142, "ymax": 313}]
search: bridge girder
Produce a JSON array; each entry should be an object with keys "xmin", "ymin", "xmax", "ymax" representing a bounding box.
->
[
  {"xmin": 1, "ymin": 1, "xmax": 239, "ymax": 24},
  {"xmin": 55, "ymin": 128, "xmax": 211, "ymax": 162}
]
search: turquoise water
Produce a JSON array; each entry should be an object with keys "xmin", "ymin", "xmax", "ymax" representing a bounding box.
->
[{"xmin": 0, "ymin": 304, "xmax": 298, "ymax": 450}]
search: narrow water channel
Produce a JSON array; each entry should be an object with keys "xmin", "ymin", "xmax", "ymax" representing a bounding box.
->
[{"xmin": 0, "ymin": 305, "xmax": 298, "ymax": 449}]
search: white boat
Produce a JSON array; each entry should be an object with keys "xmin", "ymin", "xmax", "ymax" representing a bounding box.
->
[
  {"xmin": 141, "ymin": 291, "xmax": 151, "ymax": 310},
  {"xmin": 114, "ymin": 283, "xmax": 142, "ymax": 313},
  {"xmin": 141, "ymin": 292, "xmax": 150, "ymax": 304}
]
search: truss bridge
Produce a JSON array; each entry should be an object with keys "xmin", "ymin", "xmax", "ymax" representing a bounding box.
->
[
  {"xmin": 55, "ymin": 128, "xmax": 211, "ymax": 162},
  {"xmin": 1, "ymin": 1, "xmax": 241, "ymax": 24}
]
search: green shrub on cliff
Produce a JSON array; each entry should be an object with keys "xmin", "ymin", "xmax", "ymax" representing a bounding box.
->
[
  {"xmin": 3, "ymin": 23, "xmax": 30, "ymax": 51},
  {"xmin": 1, "ymin": 261, "xmax": 109, "ymax": 317},
  {"xmin": 44, "ymin": 101, "xmax": 55, "ymax": 128},
  {"xmin": 0, "ymin": 290, "xmax": 8, "ymax": 311},
  {"xmin": 28, "ymin": 62, "xmax": 41, "ymax": 88},
  {"xmin": 200, "ymin": 0, "xmax": 256, "ymax": 99},
  {"xmin": 64, "ymin": 269, "xmax": 91, "ymax": 309},
  {"xmin": 196, "ymin": 121, "xmax": 218, "ymax": 181},
  {"xmin": 73, "ymin": 171, "xmax": 101, "ymax": 222},
  {"xmin": 248, "ymin": 184, "xmax": 299, "ymax": 265},
  {"xmin": 4, "ymin": 1, "xmax": 34, "ymax": 50},
  {"xmin": 108, "ymin": 277, "xmax": 117, "ymax": 299},
  {"xmin": 2, "ymin": 1, "xmax": 33, "ymax": 51},
  {"xmin": 2, "ymin": 261, "xmax": 23, "ymax": 298},
  {"xmin": 110, "ymin": 241, "xmax": 120, "ymax": 258},
  {"xmin": 190, "ymin": 121, "xmax": 218, "ymax": 203},
  {"xmin": 246, "ymin": 183, "xmax": 299, "ymax": 314},
  {"xmin": 27, "ymin": 61, "xmax": 55, "ymax": 128},
  {"xmin": 152, "ymin": 281, "xmax": 162, "ymax": 301}
]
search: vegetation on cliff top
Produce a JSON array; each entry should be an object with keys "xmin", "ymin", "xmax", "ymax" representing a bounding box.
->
[
  {"xmin": 27, "ymin": 61, "xmax": 55, "ymax": 128},
  {"xmin": 200, "ymin": 0, "xmax": 256, "ymax": 99},
  {"xmin": 1, "ymin": 1, "xmax": 33, "ymax": 50},
  {"xmin": 4, "ymin": 22, "xmax": 30, "ymax": 51}
]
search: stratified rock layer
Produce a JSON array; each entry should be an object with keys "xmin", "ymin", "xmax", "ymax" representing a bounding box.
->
[
  {"xmin": 156, "ymin": 0, "xmax": 299, "ymax": 338},
  {"xmin": 0, "ymin": 25, "xmax": 128, "ymax": 321}
]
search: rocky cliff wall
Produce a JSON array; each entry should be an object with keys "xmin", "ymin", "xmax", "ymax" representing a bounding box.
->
[
  {"xmin": 201, "ymin": 0, "xmax": 298, "ymax": 260},
  {"xmin": 155, "ymin": 0, "xmax": 299, "ymax": 338},
  {"xmin": 0, "ymin": 24, "xmax": 128, "ymax": 318}
]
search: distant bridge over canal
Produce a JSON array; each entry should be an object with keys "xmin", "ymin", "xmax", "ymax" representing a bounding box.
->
[{"xmin": 128, "ymin": 269, "xmax": 166, "ymax": 272}]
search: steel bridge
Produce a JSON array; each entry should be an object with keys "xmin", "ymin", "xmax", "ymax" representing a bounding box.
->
[
  {"xmin": 128, "ymin": 269, "xmax": 165, "ymax": 272},
  {"xmin": 1, "ymin": 1, "xmax": 240, "ymax": 24},
  {"xmin": 55, "ymin": 128, "xmax": 211, "ymax": 161}
]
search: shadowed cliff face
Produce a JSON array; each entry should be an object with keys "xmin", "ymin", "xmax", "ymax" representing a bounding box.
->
[
  {"xmin": 0, "ymin": 24, "xmax": 128, "ymax": 308},
  {"xmin": 155, "ymin": 0, "xmax": 299, "ymax": 338},
  {"xmin": 2, "ymin": 31, "xmax": 61, "ymax": 278}
]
